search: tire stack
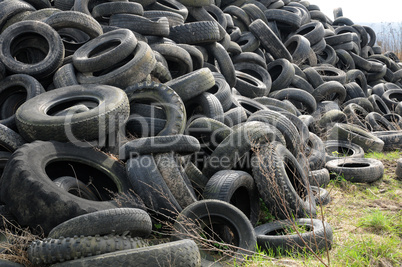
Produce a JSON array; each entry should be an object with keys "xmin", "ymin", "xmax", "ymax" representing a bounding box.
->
[{"xmin": 0, "ymin": 0, "xmax": 401, "ymax": 265}]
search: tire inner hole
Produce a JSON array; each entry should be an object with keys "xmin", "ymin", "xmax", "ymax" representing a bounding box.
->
[
  {"xmin": 46, "ymin": 160, "xmax": 118, "ymax": 201},
  {"xmin": 10, "ymin": 33, "xmax": 49, "ymax": 64}
]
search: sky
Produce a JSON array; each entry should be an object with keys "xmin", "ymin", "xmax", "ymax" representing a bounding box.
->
[{"xmin": 309, "ymin": 0, "xmax": 402, "ymax": 23}]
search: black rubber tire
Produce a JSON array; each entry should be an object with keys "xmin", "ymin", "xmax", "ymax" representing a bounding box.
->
[
  {"xmin": 223, "ymin": 106, "xmax": 248, "ymax": 126},
  {"xmin": 186, "ymin": 116, "xmax": 233, "ymax": 148},
  {"xmin": 72, "ymin": 29, "xmax": 138, "ymax": 73},
  {"xmin": 255, "ymin": 218, "xmax": 332, "ymax": 254},
  {"xmin": 203, "ymin": 170, "xmax": 260, "ymax": 226},
  {"xmin": 294, "ymin": 21, "xmax": 325, "ymax": 46},
  {"xmin": 125, "ymin": 116, "xmax": 166, "ymax": 138},
  {"xmin": 308, "ymin": 168, "xmax": 330, "ymax": 188},
  {"xmin": 223, "ymin": 5, "xmax": 251, "ymax": 31},
  {"xmin": 202, "ymin": 121, "xmax": 276, "ymax": 178},
  {"xmin": 264, "ymin": 8, "xmax": 302, "ymax": 30},
  {"xmin": 0, "ymin": 141, "xmax": 141, "ymax": 235},
  {"xmin": 53, "ymin": 176, "xmax": 99, "ymax": 201},
  {"xmin": 0, "ymin": 259, "xmax": 23, "ymax": 267},
  {"xmin": 109, "ymin": 13, "xmax": 170, "ymax": 37},
  {"xmin": 267, "ymin": 58, "xmax": 295, "ymax": 92},
  {"xmin": 154, "ymin": 152, "xmax": 197, "ymax": 209},
  {"xmin": 365, "ymin": 112, "xmax": 397, "ymax": 131},
  {"xmin": 272, "ymin": 88, "xmax": 317, "ymax": 114},
  {"xmin": 49, "ymin": 239, "xmax": 200, "ymax": 267},
  {"xmin": 247, "ymin": 110, "xmax": 301, "ymax": 156},
  {"xmin": 317, "ymin": 44, "xmax": 337, "ymax": 65},
  {"xmin": 328, "ymin": 123, "xmax": 384, "ymax": 153},
  {"xmin": 16, "ymin": 84, "xmax": 129, "ymax": 143},
  {"xmin": 151, "ymin": 61, "xmax": 172, "ymax": 83},
  {"xmin": 249, "ymin": 19, "xmax": 292, "ymax": 61},
  {"xmin": 184, "ymin": 161, "xmax": 209, "ymax": 196},
  {"xmin": 177, "ymin": 44, "xmax": 204, "ymax": 71},
  {"xmin": 381, "ymin": 89, "xmax": 402, "ymax": 111},
  {"xmin": 28, "ymin": 235, "xmax": 148, "ymax": 265},
  {"xmin": 77, "ymin": 41, "xmax": 156, "ymax": 88},
  {"xmin": 0, "ymin": 20, "xmax": 64, "ymax": 80},
  {"xmin": 125, "ymin": 81, "xmax": 186, "ymax": 136},
  {"xmin": 312, "ymin": 65, "xmax": 347, "ymax": 84},
  {"xmin": 251, "ymin": 142, "xmax": 317, "ymax": 219},
  {"xmin": 187, "ymin": 5, "xmax": 226, "ymax": 39},
  {"xmin": 396, "ymin": 158, "xmax": 402, "ymax": 179},
  {"xmin": 148, "ymin": 0, "xmax": 188, "ymax": 20},
  {"xmin": 126, "ymin": 153, "xmax": 182, "ymax": 219},
  {"xmin": 234, "ymin": 62, "xmax": 272, "ymax": 95},
  {"xmin": 235, "ymin": 31, "xmax": 260, "ymax": 53},
  {"xmin": 371, "ymin": 130, "xmax": 402, "ymax": 151},
  {"xmin": 179, "ymin": 0, "xmax": 213, "ymax": 6},
  {"xmin": 344, "ymin": 82, "xmax": 366, "ymax": 102},
  {"xmin": 207, "ymin": 42, "xmax": 237, "ymax": 88},
  {"xmin": 284, "ymin": 34, "xmax": 311, "ymax": 66},
  {"xmin": 349, "ymin": 52, "xmax": 373, "ymax": 72},
  {"xmin": 323, "ymin": 140, "xmax": 365, "ymax": 163},
  {"xmin": 253, "ymin": 97, "xmax": 299, "ymax": 115},
  {"xmin": 120, "ymin": 135, "xmax": 199, "ymax": 160},
  {"xmin": 54, "ymin": 0, "xmax": 75, "ymax": 11},
  {"xmin": 169, "ymin": 21, "xmax": 221, "ymax": 44},
  {"xmin": 0, "ymin": 74, "xmax": 44, "ymax": 130},
  {"xmin": 53, "ymin": 63, "xmax": 79, "ymax": 88},
  {"xmin": 383, "ymin": 113, "xmax": 402, "ymax": 129},
  {"xmin": 311, "ymin": 186, "xmax": 331, "ymax": 206},
  {"xmin": 165, "ymin": 67, "xmax": 215, "ymax": 102},
  {"xmin": 303, "ymin": 67, "xmax": 324, "ymax": 89},
  {"xmin": 312, "ymin": 81, "xmax": 346, "ymax": 104},
  {"xmin": 48, "ymin": 208, "xmax": 152, "ymax": 239},
  {"xmin": 368, "ymin": 94, "xmax": 391, "ymax": 115},
  {"xmin": 342, "ymin": 103, "xmax": 370, "ymax": 130},
  {"xmin": 346, "ymin": 69, "xmax": 368, "ymax": 96},
  {"xmin": 148, "ymin": 43, "xmax": 192, "ymax": 80},
  {"xmin": 342, "ymin": 97, "xmax": 374, "ymax": 113},
  {"xmin": 186, "ymin": 92, "xmax": 224, "ymax": 123},
  {"xmin": 91, "ymin": 2, "xmax": 144, "ymax": 23},
  {"xmin": 232, "ymin": 52, "xmax": 267, "ymax": 69},
  {"xmin": 45, "ymin": 10, "xmax": 103, "ymax": 39},
  {"xmin": 326, "ymin": 158, "xmax": 384, "ymax": 183},
  {"xmin": 210, "ymin": 72, "xmax": 232, "ymax": 111},
  {"xmin": 143, "ymin": 10, "xmax": 184, "ymax": 27},
  {"xmin": 23, "ymin": 8, "xmax": 61, "ymax": 22},
  {"xmin": 234, "ymin": 70, "xmax": 269, "ymax": 98},
  {"xmin": 0, "ymin": 0, "xmax": 36, "ymax": 30},
  {"xmin": 305, "ymin": 132, "xmax": 326, "ymax": 171},
  {"xmin": 172, "ymin": 199, "xmax": 256, "ymax": 263}
]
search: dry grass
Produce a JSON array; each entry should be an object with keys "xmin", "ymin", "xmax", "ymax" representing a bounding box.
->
[
  {"xmin": 376, "ymin": 22, "xmax": 402, "ymax": 60},
  {"xmin": 0, "ymin": 218, "xmax": 41, "ymax": 266}
]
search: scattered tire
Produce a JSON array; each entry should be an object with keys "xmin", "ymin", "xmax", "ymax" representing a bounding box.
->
[
  {"xmin": 251, "ymin": 142, "xmax": 317, "ymax": 219},
  {"xmin": 48, "ymin": 208, "xmax": 152, "ymax": 239},
  {"xmin": 50, "ymin": 239, "xmax": 200, "ymax": 267},
  {"xmin": 323, "ymin": 140, "xmax": 365, "ymax": 162},
  {"xmin": 203, "ymin": 170, "xmax": 260, "ymax": 226},
  {"xmin": 326, "ymin": 158, "xmax": 384, "ymax": 183},
  {"xmin": 0, "ymin": 141, "xmax": 142, "ymax": 235},
  {"xmin": 28, "ymin": 235, "xmax": 149, "ymax": 265},
  {"xmin": 255, "ymin": 218, "xmax": 333, "ymax": 254},
  {"xmin": 172, "ymin": 199, "xmax": 256, "ymax": 264}
]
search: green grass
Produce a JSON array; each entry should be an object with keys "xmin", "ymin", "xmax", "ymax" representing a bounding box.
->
[
  {"xmin": 244, "ymin": 151, "xmax": 402, "ymax": 267},
  {"xmin": 364, "ymin": 150, "xmax": 401, "ymax": 160},
  {"xmin": 335, "ymin": 235, "xmax": 402, "ymax": 266},
  {"xmin": 357, "ymin": 209, "xmax": 401, "ymax": 235}
]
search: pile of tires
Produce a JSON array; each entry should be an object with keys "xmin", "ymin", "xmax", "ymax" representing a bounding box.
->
[{"xmin": 0, "ymin": 0, "xmax": 400, "ymax": 265}]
